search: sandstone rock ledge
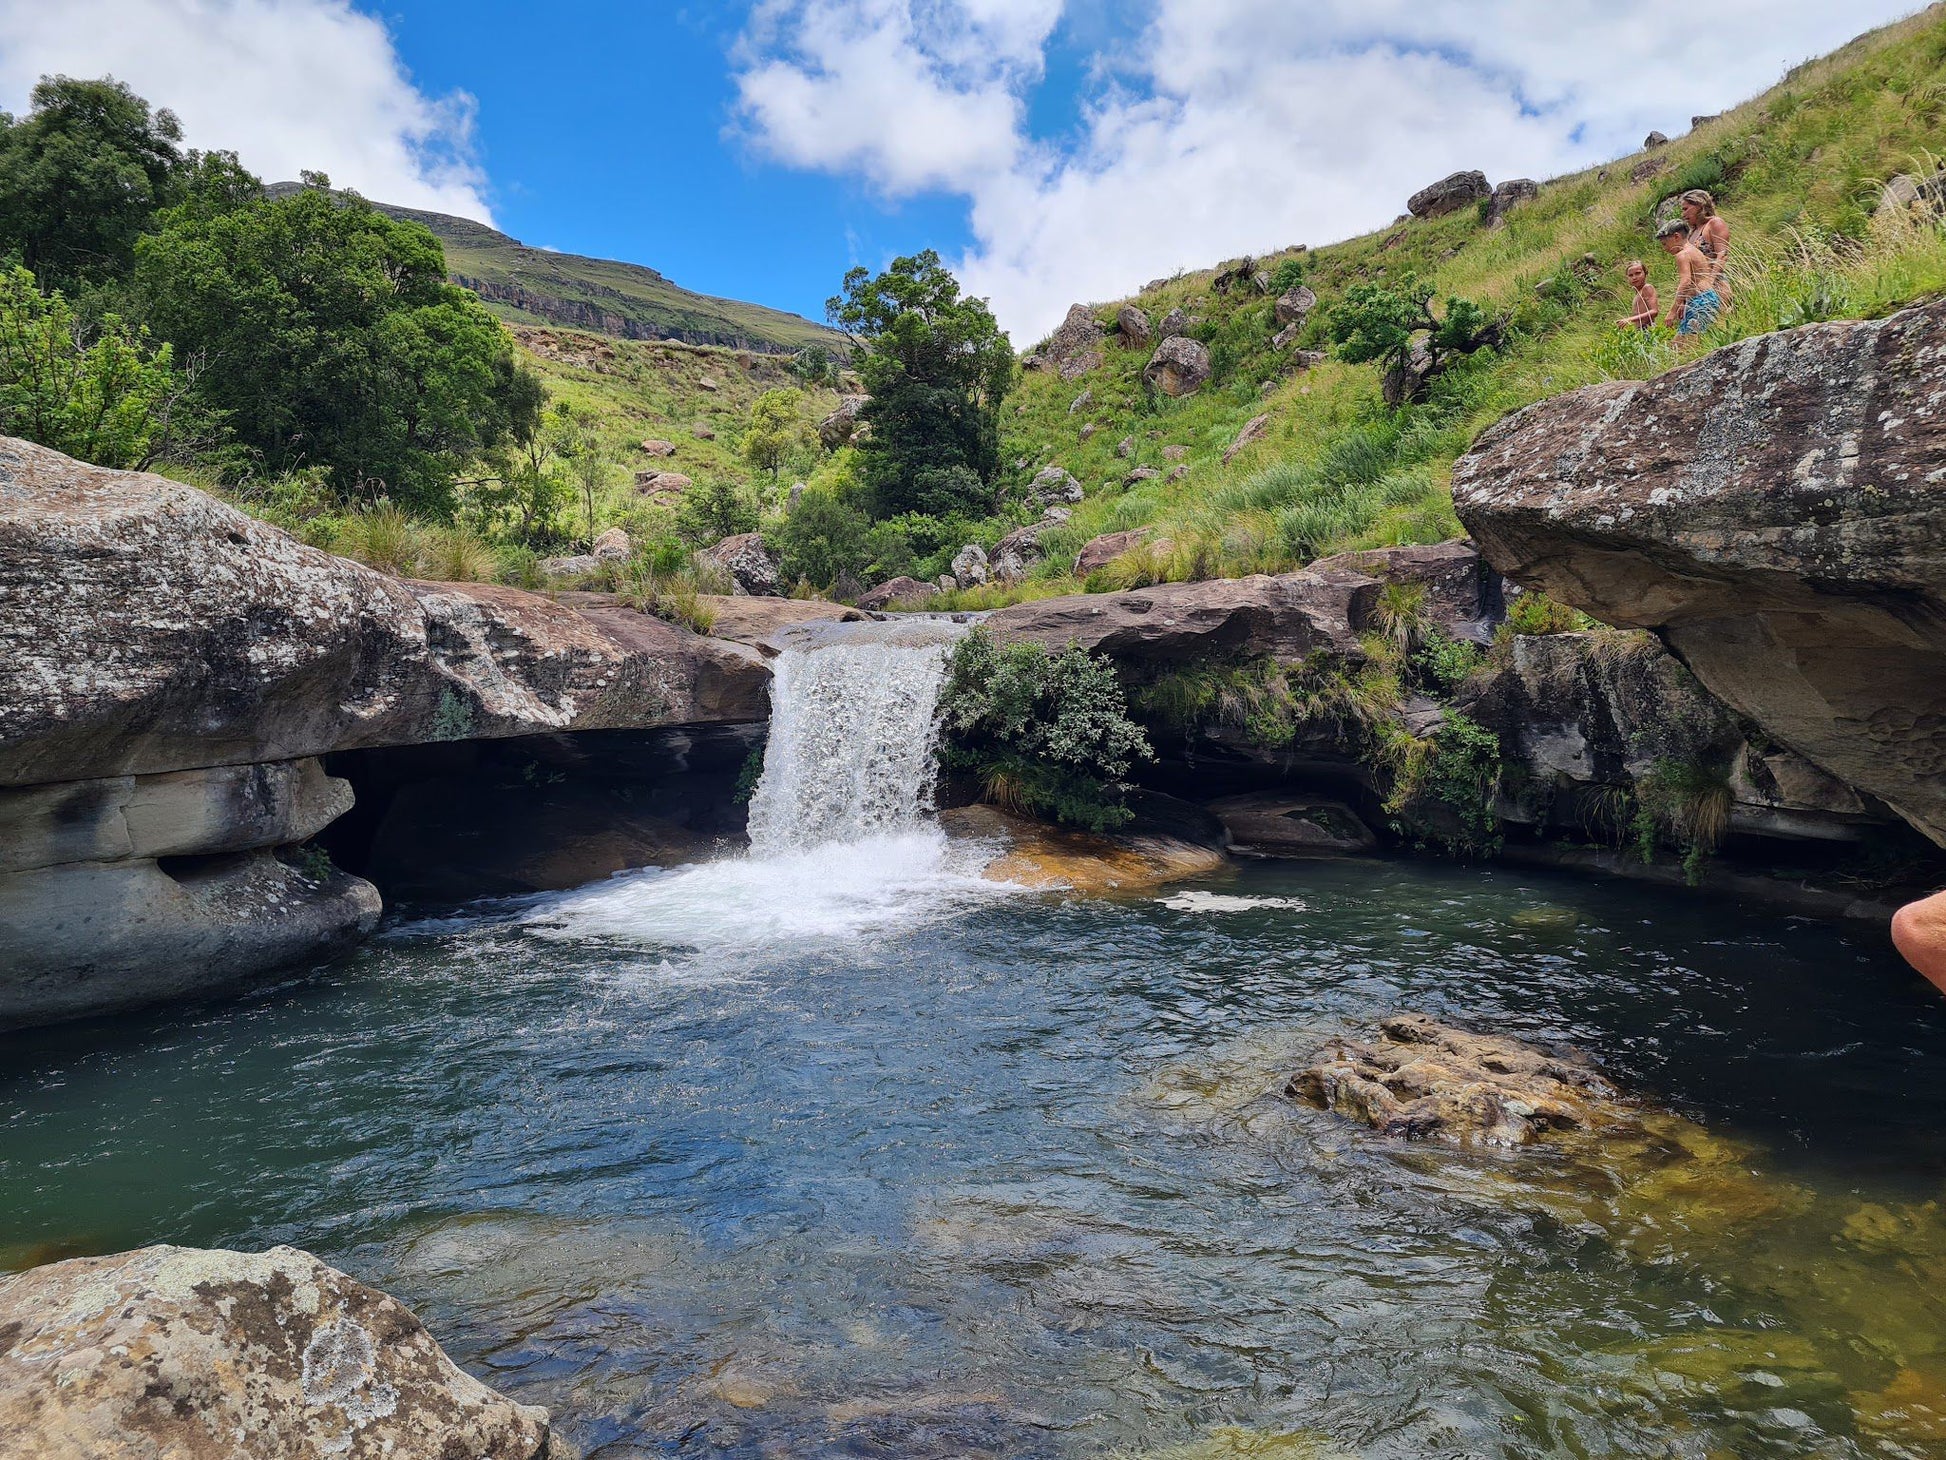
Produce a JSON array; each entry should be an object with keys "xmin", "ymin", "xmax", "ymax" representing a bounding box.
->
[
  {"xmin": 1452, "ymin": 298, "xmax": 1946, "ymax": 848},
  {"xmin": 0, "ymin": 1244, "xmax": 556, "ymax": 1459}
]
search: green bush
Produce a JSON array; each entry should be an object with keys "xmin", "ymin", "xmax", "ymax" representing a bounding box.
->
[{"xmin": 936, "ymin": 629, "xmax": 1153, "ymax": 831}]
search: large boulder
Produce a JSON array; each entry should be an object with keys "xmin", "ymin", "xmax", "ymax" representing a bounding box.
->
[
  {"xmin": 1041, "ymin": 304, "xmax": 1106, "ymax": 381},
  {"xmin": 1026, "ymin": 464, "xmax": 1084, "ymax": 509},
  {"xmin": 1157, "ymin": 307, "xmax": 1192, "ymax": 340},
  {"xmin": 701, "ymin": 532, "xmax": 782, "ymax": 597},
  {"xmin": 0, "ymin": 438, "xmax": 768, "ymax": 788},
  {"xmin": 818, "ymin": 393, "xmax": 870, "ymax": 450},
  {"xmin": 1307, "ymin": 540, "xmax": 1503, "ymax": 643},
  {"xmin": 1407, "ymin": 170, "xmax": 1491, "ymax": 218},
  {"xmin": 1452, "ymin": 300, "xmax": 1946, "ymax": 847},
  {"xmin": 1273, "ymin": 286, "xmax": 1317, "ymax": 327},
  {"xmin": 857, "ymin": 575, "xmax": 938, "ymax": 611},
  {"xmin": 1144, "ymin": 337, "xmax": 1213, "ymax": 398},
  {"xmin": 1073, "ymin": 528, "xmax": 1157, "ymax": 577},
  {"xmin": 950, "ymin": 543, "xmax": 991, "ymax": 589},
  {"xmin": 0, "ymin": 1244, "xmax": 553, "ymax": 1459},
  {"xmin": 1486, "ymin": 177, "xmax": 1539, "ymax": 227},
  {"xmin": 989, "ymin": 519, "xmax": 1065, "ymax": 583},
  {"xmin": 985, "ymin": 569, "xmax": 1377, "ymax": 664},
  {"xmin": 1117, "ymin": 304, "xmax": 1152, "ymax": 347}
]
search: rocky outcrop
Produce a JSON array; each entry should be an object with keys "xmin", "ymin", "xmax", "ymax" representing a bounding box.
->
[
  {"xmin": 1288, "ymin": 1015, "xmax": 1625, "ymax": 1146},
  {"xmin": 1026, "ymin": 464, "xmax": 1084, "ymax": 510},
  {"xmin": 1210, "ymin": 793, "xmax": 1377, "ymax": 857},
  {"xmin": 633, "ymin": 469, "xmax": 692, "ymax": 498},
  {"xmin": 0, "ymin": 1244, "xmax": 552, "ymax": 1459},
  {"xmin": 1308, "ymin": 540, "xmax": 1503, "ymax": 644},
  {"xmin": 950, "ymin": 543, "xmax": 991, "ymax": 589},
  {"xmin": 701, "ymin": 531, "xmax": 782, "ymax": 596},
  {"xmin": 1144, "ymin": 337, "xmax": 1213, "ymax": 398},
  {"xmin": 1041, "ymin": 304, "xmax": 1106, "ymax": 380},
  {"xmin": 692, "ymin": 595, "xmax": 866, "ymax": 647},
  {"xmin": 990, "ymin": 518, "xmax": 1065, "ymax": 583},
  {"xmin": 1273, "ymin": 287, "xmax": 1317, "ymax": 327},
  {"xmin": 1486, "ymin": 178, "xmax": 1539, "ymax": 227},
  {"xmin": 1452, "ymin": 300, "xmax": 1946, "ymax": 848},
  {"xmin": 1116, "ymin": 305, "xmax": 1152, "ymax": 347},
  {"xmin": 1073, "ymin": 528, "xmax": 1156, "ymax": 577},
  {"xmin": 0, "ymin": 437, "xmax": 770, "ymax": 1027},
  {"xmin": 1407, "ymin": 170, "xmax": 1490, "ymax": 218},
  {"xmin": 1157, "ymin": 307, "xmax": 1191, "ymax": 340},
  {"xmin": 818, "ymin": 394, "xmax": 869, "ymax": 450},
  {"xmin": 857, "ymin": 576, "xmax": 938, "ymax": 610},
  {"xmin": 985, "ymin": 569, "xmax": 1377, "ymax": 663}
]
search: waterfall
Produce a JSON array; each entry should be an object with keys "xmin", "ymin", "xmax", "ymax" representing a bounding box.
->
[{"xmin": 746, "ymin": 620, "xmax": 965, "ymax": 856}]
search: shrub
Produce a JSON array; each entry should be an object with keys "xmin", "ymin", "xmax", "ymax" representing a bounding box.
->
[
  {"xmin": 1503, "ymin": 590, "xmax": 1594, "ymax": 636},
  {"xmin": 675, "ymin": 478, "xmax": 759, "ymax": 546},
  {"xmin": 936, "ymin": 629, "xmax": 1153, "ymax": 831}
]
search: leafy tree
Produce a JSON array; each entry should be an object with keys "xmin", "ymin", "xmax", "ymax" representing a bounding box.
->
[
  {"xmin": 741, "ymin": 387, "xmax": 807, "ymax": 479},
  {"xmin": 1329, "ymin": 273, "xmax": 1501, "ymax": 406},
  {"xmin": 0, "ymin": 266, "xmax": 196, "ymax": 469},
  {"xmin": 548, "ymin": 407, "xmax": 616, "ymax": 548},
  {"xmin": 770, "ymin": 482, "xmax": 870, "ymax": 588},
  {"xmin": 134, "ymin": 180, "xmax": 539, "ymax": 511},
  {"xmin": 1267, "ymin": 254, "xmax": 1309, "ymax": 295},
  {"xmin": 826, "ymin": 250, "xmax": 1013, "ymax": 519},
  {"xmin": 786, "ymin": 344, "xmax": 837, "ymax": 387},
  {"xmin": 936, "ymin": 630, "xmax": 1154, "ymax": 831},
  {"xmin": 0, "ymin": 77, "xmax": 188, "ymax": 292},
  {"xmin": 675, "ymin": 477, "xmax": 759, "ymax": 547}
]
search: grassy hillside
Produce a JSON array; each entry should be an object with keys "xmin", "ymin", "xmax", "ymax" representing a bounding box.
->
[
  {"xmin": 511, "ymin": 323, "xmax": 842, "ymax": 492},
  {"xmin": 269, "ymin": 185, "xmax": 844, "ymax": 355},
  {"xmin": 943, "ymin": 4, "xmax": 1946, "ymax": 607}
]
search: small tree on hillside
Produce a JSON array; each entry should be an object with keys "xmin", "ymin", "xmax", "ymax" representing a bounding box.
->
[
  {"xmin": 1330, "ymin": 273, "xmax": 1502, "ymax": 406},
  {"xmin": 552, "ymin": 407, "xmax": 613, "ymax": 548},
  {"xmin": 676, "ymin": 478, "xmax": 759, "ymax": 547},
  {"xmin": 826, "ymin": 250, "xmax": 1014, "ymax": 520},
  {"xmin": 742, "ymin": 388, "xmax": 807, "ymax": 480}
]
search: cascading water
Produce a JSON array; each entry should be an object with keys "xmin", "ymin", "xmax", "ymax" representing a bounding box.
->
[
  {"xmin": 526, "ymin": 618, "xmax": 1001, "ymax": 960},
  {"xmin": 745, "ymin": 620, "xmax": 963, "ymax": 855}
]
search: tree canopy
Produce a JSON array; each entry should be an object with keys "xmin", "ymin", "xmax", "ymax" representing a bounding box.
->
[
  {"xmin": 0, "ymin": 77, "xmax": 188, "ymax": 293},
  {"xmin": 136, "ymin": 181, "xmax": 541, "ymax": 510},
  {"xmin": 826, "ymin": 249, "xmax": 1013, "ymax": 519}
]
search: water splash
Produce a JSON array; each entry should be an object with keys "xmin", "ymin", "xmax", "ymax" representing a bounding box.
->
[{"xmin": 746, "ymin": 620, "xmax": 965, "ymax": 855}]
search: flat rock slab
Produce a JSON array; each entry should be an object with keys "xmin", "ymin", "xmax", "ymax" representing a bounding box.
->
[
  {"xmin": 942, "ymin": 804, "xmax": 1224, "ymax": 894},
  {"xmin": 0, "ymin": 1244, "xmax": 552, "ymax": 1459},
  {"xmin": 1452, "ymin": 299, "xmax": 1946, "ymax": 847},
  {"xmin": 1287, "ymin": 1014, "xmax": 1627, "ymax": 1146}
]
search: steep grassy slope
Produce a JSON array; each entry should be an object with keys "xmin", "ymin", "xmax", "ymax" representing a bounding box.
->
[
  {"xmin": 958, "ymin": 4, "xmax": 1946, "ymax": 606},
  {"xmin": 268, "ymin": 185, "xmax": 843, "ymax": 354},
  {"xmin": 511, "ymin": 323, "xmax": 841, "ymax": 494}
]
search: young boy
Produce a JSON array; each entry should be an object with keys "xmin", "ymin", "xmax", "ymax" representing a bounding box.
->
[
  {"xmin": 1616, "ymin": 260, "xmax": 1659, "ymax": 331},
  {"xmin": 1657, "ymin": 219, "xmax": 1720, "ymax": 342}
]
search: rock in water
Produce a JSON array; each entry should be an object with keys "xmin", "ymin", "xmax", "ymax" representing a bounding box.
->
[
  {"xmin": 0, "ymin": 1244, "xmax": 553, "ymax": 1459},
  {"xmin": 1287, "ymin": 1015, "xmax": 1623, "ymax": 1146},
  {"xmin": 1451, "ymin": 298, "xmax": 1946, "ymax": 848}
]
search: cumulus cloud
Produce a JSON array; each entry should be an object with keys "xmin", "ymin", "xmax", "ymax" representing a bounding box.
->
[
  {"xmin": 0, "ymin": 0, "xmax": 492, "ymax": 221},
  {"xmin": 735, "ymin": 0, "xmax": 1920, "ymax": 340}
]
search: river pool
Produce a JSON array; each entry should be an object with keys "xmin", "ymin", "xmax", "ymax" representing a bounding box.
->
[{"xmin": 5, "ymin": 836, "xmax": 1945, "ymax": 1460}]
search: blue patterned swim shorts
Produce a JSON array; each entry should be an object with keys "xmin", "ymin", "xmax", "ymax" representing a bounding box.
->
[{"xmin": 1679, "ymin": 289, "xmax": 1722, "ymax": 336}]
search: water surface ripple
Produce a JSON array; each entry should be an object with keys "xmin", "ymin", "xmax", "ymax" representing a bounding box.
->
[{"xmin": 5, "ymin": 855, "xmax": 1946, "ymax": 1459}]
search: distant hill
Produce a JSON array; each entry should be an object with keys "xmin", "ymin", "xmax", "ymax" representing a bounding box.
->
[{"xmin": 266, "ymin": 184, "xmax": 844, "ymax": 356}]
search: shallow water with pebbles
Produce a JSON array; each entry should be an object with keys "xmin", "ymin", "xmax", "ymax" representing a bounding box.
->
[{"xmin": 5, "ymin": 852, "xmax": 1946, "ymax": 1458}]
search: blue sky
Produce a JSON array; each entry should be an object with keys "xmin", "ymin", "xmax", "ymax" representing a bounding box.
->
[{"xmin": 0, "ymin": 0, "xmax": 1924, "ymax": 340}]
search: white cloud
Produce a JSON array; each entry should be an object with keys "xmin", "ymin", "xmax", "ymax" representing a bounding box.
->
[
  {"xmin": 0, "ymin": 0, "xmax": 492, "ymax": 221},
  {"xmin": 735, "ymin": 0, "xmax": 1923, "ymax": 340}
]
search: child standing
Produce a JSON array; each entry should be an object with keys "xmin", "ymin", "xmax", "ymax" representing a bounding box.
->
[
  {"xmin": 1617, "ymin": 260, "xmax": 1659, "ymax": 330},
  {"xmin": 1657, "ymin": 219, "xmax": 1720, "ymax": 342}
]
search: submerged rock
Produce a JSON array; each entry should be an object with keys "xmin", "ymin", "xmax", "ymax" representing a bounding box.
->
[
  {"xmin": 1287, "ymin": 1015, "xmax": 1624, "ymax": 1146},
  {"xmin": 942, "ymin": 804, "xmax": 1224, "ymax": 894},
  {"xmin": 1452, "ymin": 298, "xmax": 1946, "ymax": 847},
  {"xmin": 0, "ymin": 1244, "xmax": 553, "ymax": 1459},
  {"xmin": 1209, "ymin": 793, "xmax": 1376, "ymax": 858}
]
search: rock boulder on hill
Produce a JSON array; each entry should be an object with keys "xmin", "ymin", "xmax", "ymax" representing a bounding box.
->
[
  {"xmin": 1452, "ymin": 299, "xmax": 1946, "ymax": 848},
  {"xmin": 1042, "ymin": 304, "xmax": 1106, "ymax": 380},
  {"xmin": 1144, "ymin": 336, "xmax": 1213, "ymax": 398},
  {"xmin": 0, "ymin": 1244, "xmax": 553, "ymax": 1460},
  {"xmin": 1407, "ymin": 170, "xmax": 1491, "ymax": 218}
]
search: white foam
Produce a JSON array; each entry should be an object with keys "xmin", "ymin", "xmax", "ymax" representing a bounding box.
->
[
  {"xmin": 1159, "ymin": 891, "xmax": 1308, "ymax": 914},
  {"xmin": 523, "ymin": 827, "xmax": 1005, "ymax": 959}
]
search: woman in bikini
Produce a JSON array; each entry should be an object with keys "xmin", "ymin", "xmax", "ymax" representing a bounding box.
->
[{"xmin": 1680, "ymin": 189, "xmax": 1731, "ymax": 307}]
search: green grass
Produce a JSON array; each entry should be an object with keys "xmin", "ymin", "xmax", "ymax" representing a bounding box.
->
[
  {"xmin": 970, "ymin": 4, "xmax": 1946, "ymax": 600},
  {"xmin": 352, "ymin": 195, "xmax": 846, "ymax": 354}
]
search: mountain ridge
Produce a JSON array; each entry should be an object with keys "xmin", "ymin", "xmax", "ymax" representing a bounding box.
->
[{"xmin": 266, "ymin": 183, "xmax": 844, "ymax": 356}]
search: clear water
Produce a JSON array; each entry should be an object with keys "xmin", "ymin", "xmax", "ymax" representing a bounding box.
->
[{"xmin": 6, "ymin": 850, "xmax": 1946, "ymax": 1460}]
